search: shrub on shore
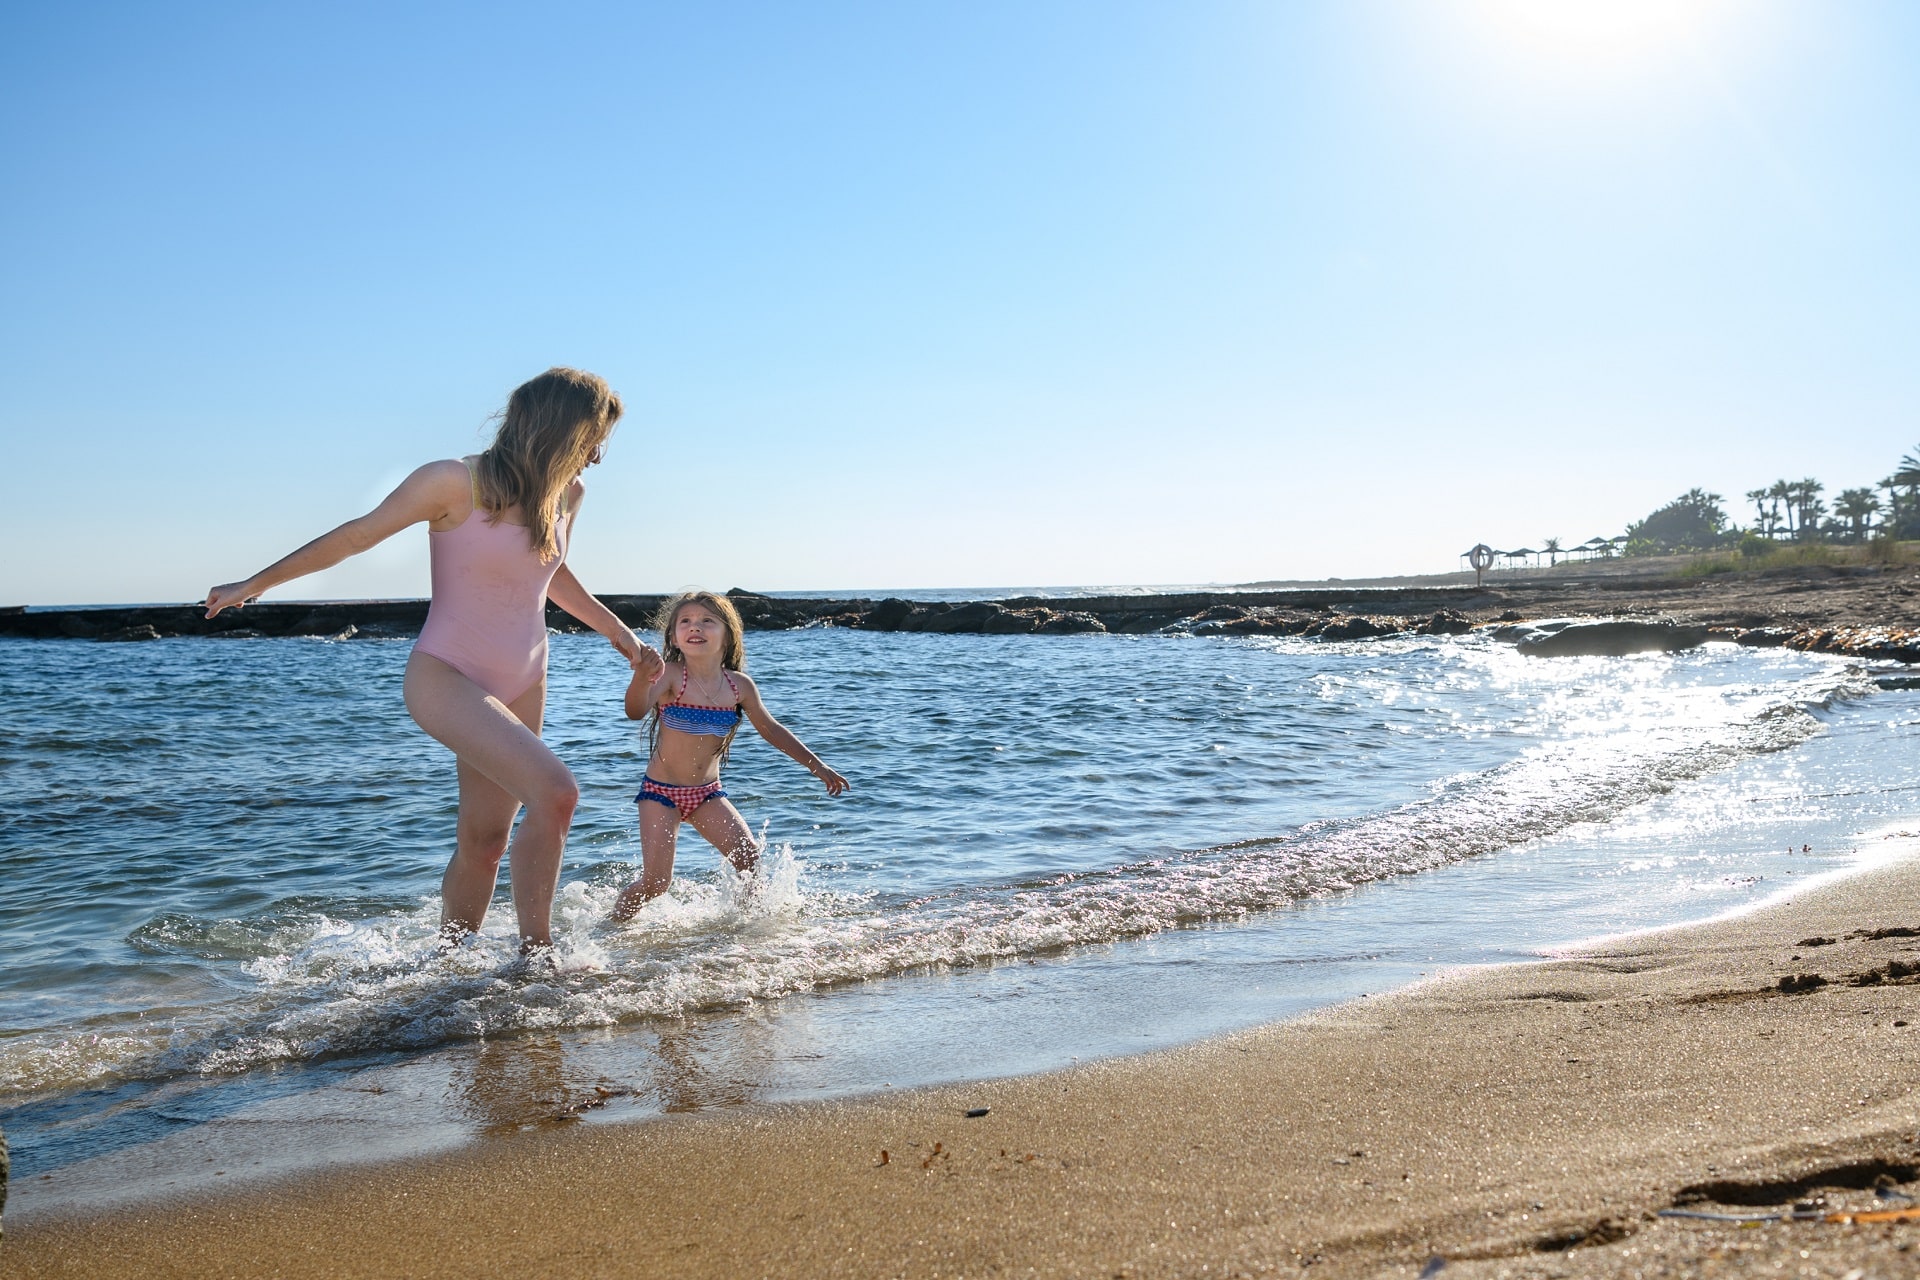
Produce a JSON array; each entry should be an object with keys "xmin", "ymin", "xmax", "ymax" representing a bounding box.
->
[{"xmin": 1673, "ymin": 540, "xmax": 1914, "ymax": 579}]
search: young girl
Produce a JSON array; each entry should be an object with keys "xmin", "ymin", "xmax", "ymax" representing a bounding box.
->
[
  {"xmin": 611, "ymin": 590, "xmax": 847, "ymax": 919},
  {"xmin": 206, "ymin": 368, "xmax": 661, "ymax": 953}
]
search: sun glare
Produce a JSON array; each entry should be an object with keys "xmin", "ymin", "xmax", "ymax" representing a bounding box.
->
[{"xmin": 1469, "ymin": 0, "xmax": 1735, "ymax": 72}]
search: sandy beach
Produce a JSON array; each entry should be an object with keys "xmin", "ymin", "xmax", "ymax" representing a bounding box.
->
[{"xmin": 4, "ymin": 835, "xmax": 1916, "ymax": 1278}]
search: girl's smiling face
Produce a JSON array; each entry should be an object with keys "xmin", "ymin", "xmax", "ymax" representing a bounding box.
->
[
  {"xmin": 674, "ymin": 605, "xmax": 726, "ymax": 656},
  {"xmin": 656, "ymin": 590, "xmax": 746, "ymax": 671}
]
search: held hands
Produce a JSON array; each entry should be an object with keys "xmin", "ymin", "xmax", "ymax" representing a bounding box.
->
[
  {"xmin": 612, "ymin": 628, "xmax": 664, "ymax": 681},
  {"xmin": 810, "ymin": 763, "xmax": 850, "ymax": 797},
  {"xmin": 204, "ymin": 579, "xmax": 261, "ymax": 619}
]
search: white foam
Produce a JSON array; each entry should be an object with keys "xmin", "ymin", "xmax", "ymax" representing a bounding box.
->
[{"xmin": 0, "ymin": 652, "xmax": 1868, "ymax": 1096}]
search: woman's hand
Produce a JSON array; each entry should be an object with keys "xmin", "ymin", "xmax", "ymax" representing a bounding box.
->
[
  {"xmin": 612, "ymin": 628, "xmax": 664, "ymax": 681},
  {"xmin": 812, "ymin": 764, "xmax": 849, "ymax": 797},
  {"xmin": 204, "ymin": 579, "xmax": 261, "ymax": 618}
]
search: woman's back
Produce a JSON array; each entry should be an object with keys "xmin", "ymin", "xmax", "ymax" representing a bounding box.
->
[{"xmin": 415, "ymin": 458, "xmax": 572, "ymax": 703}]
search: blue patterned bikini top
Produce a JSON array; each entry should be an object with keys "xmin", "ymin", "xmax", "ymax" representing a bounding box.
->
[{"xmin": 657, "ymin": 666, "xmax": 743, "ymax": 737}]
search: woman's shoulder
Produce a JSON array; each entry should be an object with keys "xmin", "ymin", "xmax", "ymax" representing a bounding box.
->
[
  {"xmin": 412, "ymin": 458, "xmax": 479, "ymax": 498},
  {"xmin": 415, "ymin": 457, "xmax": 477, "ymax": 482},
  {"xmin": 396, "ymin": 459, "xmax": 479, "ymax": 527}
]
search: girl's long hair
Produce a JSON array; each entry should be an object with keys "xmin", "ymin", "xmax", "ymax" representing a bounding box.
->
[
  {"xmin": 649, "ymin": 590, "xmax": 748, "ymax": 762},
  {"xmin": 474, "ymin": 367, "xmax": 622, "ymax": 561}
]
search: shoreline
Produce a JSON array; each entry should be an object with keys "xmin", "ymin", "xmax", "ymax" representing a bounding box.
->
[
  {"xmin": 10, "ymin": 836, "xmax": 1920, "ymax": 1278},
  {"xmin": 9, "ymin": 675, "xmax": 1897, "ymax": 1231}
]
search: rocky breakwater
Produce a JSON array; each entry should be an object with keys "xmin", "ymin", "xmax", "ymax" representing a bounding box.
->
[
  {"xmin": 11, "ymin": 587, "xmax": 1915, "ymax": 663},
  {"xmin": 0, "ymin": 588, "xmax": 1492, "ymax": 645},
  {"xmin": 0, "ymin": 600, "xmax": 435, "ymax": 643},
  {"xmin": 715, "ymin": 590, "xmax": 1483, "ymax": 640}
]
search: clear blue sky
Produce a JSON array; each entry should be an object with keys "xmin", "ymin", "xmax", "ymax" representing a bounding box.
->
[{"xmin": 4, "ymin": 1, "xmax": 1916, "ymax": 604}]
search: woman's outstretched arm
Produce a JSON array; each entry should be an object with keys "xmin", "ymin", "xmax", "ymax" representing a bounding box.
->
[{"xmin": 204, "ymin": 460, "xmax": 469, "ymax": 617}]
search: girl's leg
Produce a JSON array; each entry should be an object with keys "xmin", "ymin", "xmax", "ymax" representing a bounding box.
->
[
  {"xmin": 404, "ymin": 653, "xmax": 575, "ymax": 950},
  {"xmin": 686, "ymin": 797, "xmax": 760, "ymax": 876},
  {"xmin": 611, "ymin": 799, "xmax": 681, "ymax": 920}
]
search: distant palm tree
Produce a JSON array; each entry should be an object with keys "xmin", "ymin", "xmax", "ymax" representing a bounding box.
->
[
  {"xmin": 1892, "ymin": 449, "xmax": 1920, "ymax": 534},
  {"xmin": 1785, "ymin": 478, "xmax": 1824, "ymax": 540},
  {"xmin": 1745, "ymin": 488, "xmax": 1772, "ymax": 536},
  {"xmin": 1767, "ymin": 479, "xmax": 1794, "ymax": 539},
  {"xmin": 1897, "ymin": 448, "xmax": 1920, "ymax": 488},
  {"xmin": 1543, "ymin": 536, "xmax": 1563, "ymax": 566},
  {"xmin": 1799, "ymin": 478, "xmax": 1826, "ymax": 539},
  {"xmin": 1834, "ymin": 488, "xmax": 1880, "ymax": 542}
]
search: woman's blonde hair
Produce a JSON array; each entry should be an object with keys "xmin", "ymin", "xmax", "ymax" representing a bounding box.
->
[
  {"xmin": 475, "ymin": 367, "xmax": 623, "ymax": 560},
  {"xmin": 650, "ymin": 590, "xmax": 748, "ymax": 762}
]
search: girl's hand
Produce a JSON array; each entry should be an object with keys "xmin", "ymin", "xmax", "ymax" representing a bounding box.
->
[
  {"xmin": 811, "ymin": 764, "xmax": 849, "ymax": 797},
  {"xmin": 204, "ymin": 579, "xmax": 260, "ymax": 618}
]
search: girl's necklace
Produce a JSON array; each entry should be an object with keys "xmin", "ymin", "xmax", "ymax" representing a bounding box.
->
[{"xmin": 684, "ymin": 668, "xmax": 732, "ymax": 706}]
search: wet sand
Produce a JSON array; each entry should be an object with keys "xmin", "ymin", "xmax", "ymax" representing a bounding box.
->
[{"xmin": 8, "ymin": 840, "xmax": 1920, "ymax": 1278}]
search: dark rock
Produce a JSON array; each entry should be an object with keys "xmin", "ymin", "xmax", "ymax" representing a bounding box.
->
[
  {"xmin": 1035, "ymin": 610, "xmax": 1106, "ymax": 634},
  {"xmin": 1489, "ymin": 623, "xmax": 1545, "ymax": 645},
  {"xmin": 1110, "ymin": 613, "xmax": 1177, "ymax": 634},
  {"xmin": 1515, "ymin": 620, "xmax": 1710, "ymax": 658},
  {"xmin": 1418, "ymin": 609, "xmax": 1473, "ymax": 636},
  {"xmin": 1732, "ymin": 628, "xmax": 1793, "ymax": 648},
  {"xmin": 917, "ymin": 601, "xmax": 1006, "ymax": 634},
  {"xmin": 859, "ymin": 598, "xmax": 917, "ymax": 631},
  {"xmin": 1219, "ymin": 616, "xmax": 1283, "ymax": 634},
  {"xmin": 291, "ymin": 610, "xmax": 349, "ymax": 636},
  {"xmin": 99, "ymin": 625, "xmax": 162, "ymax": 642},
  {"xmin": 981, "ymin": 608, "xmax": 1041, "ymax": 635},
  {"xmin": 1317, "ymin": 615, "xmax": 1398, "ymax": 641},
  {"xmin": 894, "ymin": 601, "xmax": 953, "ymax": 632},
  {"xmin": 58, "ymin": 614, "xmax": 100, "ymax": 638}
]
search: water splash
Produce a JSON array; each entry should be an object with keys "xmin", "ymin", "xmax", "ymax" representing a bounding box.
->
[{"xmin": 0, "ymin": 658, "xmax": 1858, "ymax": 1096}]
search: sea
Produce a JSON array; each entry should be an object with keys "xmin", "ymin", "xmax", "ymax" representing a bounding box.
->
[{"xmin": 3, "ymin": 615, "xmax": 1916, "ymax": 1214}]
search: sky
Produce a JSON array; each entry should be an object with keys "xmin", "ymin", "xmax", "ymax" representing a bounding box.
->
[{"xmin": 3, "ymin": 0, "xmax": 1917, "ymax": 604}]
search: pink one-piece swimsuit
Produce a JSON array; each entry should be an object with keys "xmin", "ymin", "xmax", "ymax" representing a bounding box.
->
[{"xmin": 413, "ymin": 459, "xmax": 572, "ymax": 704}]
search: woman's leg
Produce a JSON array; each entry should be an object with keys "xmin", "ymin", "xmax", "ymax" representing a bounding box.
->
[
  {"xmin": 404, "ymin": 653, "xmax": 575, "ymax": 950},
  {"xmin": 611, "ymin": 799, "xmax": 681, "ymax": 920},
  {"xmin": 438, "ymin": 755, "xmax": 521, "ymax": 940},
  {"xmin": 686, "ymin": 797, "xmax": 760, "ymax": 876}
]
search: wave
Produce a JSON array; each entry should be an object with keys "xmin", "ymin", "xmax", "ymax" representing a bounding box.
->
[{"xmin": 0, "ymin": 663, "xmax": 1867, "ymax": 1096}]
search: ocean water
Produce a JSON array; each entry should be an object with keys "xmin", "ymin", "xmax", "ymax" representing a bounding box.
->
[{"xmin": 2, "ymin": 626, "xmax": 1912, "ymax": 1209}]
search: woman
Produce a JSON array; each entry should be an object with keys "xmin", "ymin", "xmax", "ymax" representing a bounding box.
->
[{"xmin": 205, "ymin": 367, "xmax": 660, "ymax": 952}]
